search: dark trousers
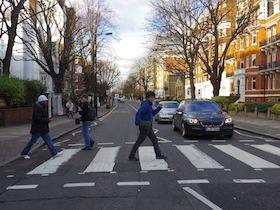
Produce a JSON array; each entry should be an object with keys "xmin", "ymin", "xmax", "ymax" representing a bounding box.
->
[{"xmin": 129, "ymin": 127, "xmax": 162, "ymax": 157}]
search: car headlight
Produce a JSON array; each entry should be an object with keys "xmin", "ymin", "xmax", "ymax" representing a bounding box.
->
[
  {"xmin": 224, "ymin": 117, "xmax": 233, "ymax": 124},
  {"xmin": 188, "ymin": 119, "xmax": 199, "ymax": 124}
]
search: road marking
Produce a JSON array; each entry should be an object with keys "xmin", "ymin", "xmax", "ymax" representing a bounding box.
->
[
  {"xmin": 233, "ymin": 179, "xmax": 266, "ymax": 184},
  {"xmin": 213, "ymin": 145, "xmax": 280, "ymax": 169},
  {"xmin": 72, "ymin": 131, "xmax": 82, "ymax": 136},
  {"xmin": 6, "ymin": 175, "xmax": 14, "ymax": 178},
  {"xmin": 139, "ymin": 146, "xmax": 169, "ymax": 171},
  {"xmin": 251, "ymin": 144, "xmax": 280, "ymax": 157},
  {"xmin": 90, "ymin": 122, "xmax": 98, "ymax": 127},
  {"xmin": 153, "ymin": 128, "xmax": 159, "ymax": 134},
  {"xmin": 239, "ymin": 140, "xmax": 255, "ymax": 143},
  {"xmin": 175, "ymin": 145, "xmax": 224, "ymax": 169},
  {"xmin": 125, "ymin": 142, "xmax": 135, "ymax": 145},
  {"xmin": 63, "ymin": 182, "xmax": 95, "ymax": 188},
  {"xmin": 178, "ymin": 179, "xmax": 209, "ymax": 184},
  {"xmin": 234, "ymin": 130, "xmax": 266, "ymax": 140},
  {"xmin": 126, "ymin": 103, "xmax": 138, "ymax": 111},
  {"xmin": 83, "ymin": 146, "xmax": 120, "ymax": 173},
  {"xmin": 6, "ymin": 185, "xmax": 38, "ymax": 190},
  {"xmin": 183, "ymin": 187, "xmax": 223, "ymax": 210},
  {"xmin": 184, "ymin": 140, "xmax": 199, "ymax": 143},
  {"xmin": 63, "ymin": 139, "xmax": 70, "ymax": 143},
  {"xmin": 157, "ymin": 136, "xmax": 172, "ymax": 143},
  {"xmin": 211, "ymin": 140, "xmax": 226, "ymax": 143},
  {"xmin": 68, "ymin": 143, "xmax": 84, "ymax": 147},
  {"xmin": 97, "ymin": 142, "xmax": 114, "ymax": 145},
  {"xmin": 117, "ymin": 181, "xmax": 150, "ymax": 186},
  {"xmin": 27, "ymin": 149, "xmax": 81, "ymax": 175}
]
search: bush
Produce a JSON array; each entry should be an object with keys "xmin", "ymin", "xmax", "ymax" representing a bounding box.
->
[
  {"xmin": 270, "ymin": 104, "xmax": 280, "ymax": 115},
  {"xmin": 245, "ymin": 102, "xmax": 275, "ymax": 113},
  {"xmin": 0, "ymin": 75, "xmax": 26, "ymax": 108},
  {"xmin": 23, "ymin": 80, "xmax": 47, "ymax": 107},
  {"xmin": 229, "ymin": 103, "xmax": 245, "ymax": 111}
]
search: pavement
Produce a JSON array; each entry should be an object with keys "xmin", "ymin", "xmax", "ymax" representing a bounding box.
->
[
  {"xmin": 0, "ymin": 103, "xmax": 280, "ymax": 167},
  {"xmin": 0, "ymin": 103, "xmax": 115, "ymax": 167}
]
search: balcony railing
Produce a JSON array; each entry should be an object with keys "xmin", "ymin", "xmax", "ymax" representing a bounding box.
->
[
  {"xmin": 259, "ymin": 60, "xmax": 280, "ymax": 70},
  {"xmin": 260, "ymin": 33, "xmax": 280, "ymax": 47}
]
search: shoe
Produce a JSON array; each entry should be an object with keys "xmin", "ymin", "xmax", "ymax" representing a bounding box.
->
[
  {"xmin": 53, "ymin": 151, "xmax": 63, "ymax": 158},
  {"xmin": 90, "ymin": 141, "xmax": 94, "ymax": 147},
  {"xmin": 22, "ymin": 155, "xmax": 30, "ymax": 160},
  {"xmin": 156, "ymin": 155, "xmax": 167, "ymax": 160},
  {"xmin": 128, "ymin": 156, "xmax": 138, "ymax": 161},
  {"xmin": 82, "ymin": 147, "xmax": 92, "ymax": 151}
]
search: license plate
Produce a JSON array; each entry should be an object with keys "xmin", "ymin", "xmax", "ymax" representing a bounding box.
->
[{"xmin": 205, "ymin": 127, "xmax": 220, "ymax": 131}]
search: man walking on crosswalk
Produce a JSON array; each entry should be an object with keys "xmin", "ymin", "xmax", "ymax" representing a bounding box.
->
[{"xmin": 129, "ymin": 91, "xmax": 167, "ymax": 161}]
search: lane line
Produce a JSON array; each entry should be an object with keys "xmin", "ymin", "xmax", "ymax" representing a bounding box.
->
[
  {"xmin": 6, "ymin": 185, "xmax": 38, "ymax": 190},
  {"xmin": 63, "ymin": 182, "xmax": 95, "ymax": 188},
  {"xmin": 83, "ymin": 146, "xmax": 120, "ymax": 173},
  {"xmin": 97, "ymin": 142, "xmax": 115, "ymax": 145},
  {"xmin": 213, "ymin": 144, "xmax": 280, "ymax": 169},
  {"xmin": 27, "ymin": 149, "xmax": 81, "ymax": 175},
  {"xmin": 117, "ymin": 181, "xmax": 150, "ymax": 186},
  {"xmin": 183, "ymin": 187, "xmax": 223, "ymax": 210},
  {"xmin": 176, "ymin": 145, "xmax": 224, "ymax": 169},
  {"xmin": 184, "ymin": 140, "xmax": 199, "ymax": 143},
  {"xmin": 251, "ymin": 144, "xmax": 280, "ymax": 157},
  {"xmin": 68, "ymin": 143, "xmax": 84, "ymax": 147},
  {"xmin": 233, "ymin": 179, "xmax": 266, "ymax": 184},
  {"xmin": 139, "ymin": 146, "xmax": 169, "ymax": 171},
  {"xmin": 178, "ymin": 179, "xmax": 209, "ymax": 184},
  {"xmin": 157, "ymin": 136, "xmax": 172, "ymax": 143}
]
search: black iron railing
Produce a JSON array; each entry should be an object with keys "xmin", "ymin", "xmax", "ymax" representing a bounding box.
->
[
  {"xmin": 260, "ymin": 33, "xmax": 280, "ymax": 47},
  {"xmin": 259, "ymin": 60, "xmax": 280, "ymax": 70}
]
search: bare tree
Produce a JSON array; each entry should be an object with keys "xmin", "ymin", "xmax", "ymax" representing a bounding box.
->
[
  {"xmin": 148, "ymin": 0, "xmax": 205, "ymax": 99},
  {"xmin": 96, "ymin": 59, "xmax": 120, "ymax": 88},
  {"xmin": 0, "ymin": 0, "xmax": 27, "ymax": 75},
  {"xmin": 75, "ymin": 0, "xmax": 117, "ymax": 93},
  {"xmin": 21, "ymin": 0, "xmax": 85, "ymax": 93},
  {"xmin": 194, "ymin": 0, "xmax": 258, "ymax": 96}
]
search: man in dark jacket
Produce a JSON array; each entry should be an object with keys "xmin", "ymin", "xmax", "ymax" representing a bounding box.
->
[
  {"xmin": 79, "ymin": 94, "xmax": 94, "ymax": 150},
  {"xmin": 128, "ymin": 91, "xmax": 167, "ymax": 161},
  {"xmin": 21, "ymin": 95, "xmax": 62, "ymax": 159}
]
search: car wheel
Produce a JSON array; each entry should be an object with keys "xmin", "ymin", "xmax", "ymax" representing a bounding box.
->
[
  {"xmin": 225, "ymin": 132, "xmax": 233, "ymax": 139},
  {"xmin": 181, "ymin": 122, "xmax": 189, "ymax": 138},
  {"xmin": 172, "ymin": 119, "xmax": 179, "ymax": 131}
]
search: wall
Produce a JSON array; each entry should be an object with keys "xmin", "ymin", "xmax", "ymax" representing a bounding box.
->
[{"xmin": 0, "ymin": 107, "xmax": 33, "ymax": 126}]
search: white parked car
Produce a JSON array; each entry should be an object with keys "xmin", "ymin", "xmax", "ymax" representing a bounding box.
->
[{"xmin": 155, "ymin": 101, "xmax": 179, "ymax": 123}]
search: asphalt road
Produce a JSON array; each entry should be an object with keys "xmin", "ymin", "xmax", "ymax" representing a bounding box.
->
[{"xmin": 1, "ymin": 101, "xmax": 280, "ymax": 210}]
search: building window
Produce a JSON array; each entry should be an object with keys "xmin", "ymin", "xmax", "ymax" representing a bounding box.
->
[
  {"xmin": 240, "ymin": 58, "xmax": 244, "ymax": 68},
  {"xmin": 240, "ymin": 39, "xmax": 244, "ymax": 50},
  {"xmin": 268, "ymin": 1, "xmax": 274, "ymax": 17},
  {"xmin": 252, "ymin": 77, "xmax": 256, "ymax": 90},
  {"xmin": 246, "ymin": 55, "xmax": 249, "ymax": 68},
  {"xmin": 252, "ymin": 54, "xmax": 256, "ymax": 66},
  {"xmin": 252, "ymin": 33, "xmax": 257, "ymax": 45}
]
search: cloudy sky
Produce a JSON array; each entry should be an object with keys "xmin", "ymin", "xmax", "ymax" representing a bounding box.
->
[{"xmin": 108, "ymin": 0, "xmax": 152, "ymax": 80}]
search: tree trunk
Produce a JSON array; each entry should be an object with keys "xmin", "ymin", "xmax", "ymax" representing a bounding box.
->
[
  {"xmin": 52, "ymin": 74, "xmax": 64, "ymax": 93},
  {"xmin": 189, "ymin": 72, "xmax": 196, "ymax": 100}
]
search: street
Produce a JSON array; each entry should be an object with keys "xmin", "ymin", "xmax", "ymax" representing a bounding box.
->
[{"xmin": 1, "ymin": 100, "xmax": 280, "ymax": 210}]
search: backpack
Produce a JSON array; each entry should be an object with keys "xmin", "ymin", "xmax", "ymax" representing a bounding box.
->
[{"xmin": 88, "ymin": 106, "xmax": 96, "ymax": 121}]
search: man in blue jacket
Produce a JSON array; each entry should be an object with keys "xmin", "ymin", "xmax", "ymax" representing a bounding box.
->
[{"xmin": 128, "ymin": 91, "xmax": 167, "ymax": 161}]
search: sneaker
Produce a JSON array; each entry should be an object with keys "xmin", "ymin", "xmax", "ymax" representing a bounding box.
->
[
  {"xmin": 90, "ymin": 141, "xmax": 94, "ymax": 147},
  {"xmin": 82, "ymin": 147, "xmax": 92, "ymax": 151},
  {"xmin": 128, "ymin": 156, "xmax": 138, "ymax": 161},
  {"xmin": 53, "ymin": 151, "xmax": 63, "ymax": 158},
  {"xmin": 156, "ymin": 155, "xmax": 167, "ymax": 160},
  {"xmin": 22, "ymin": 155, "xmax": 30, "ymax": 160}
]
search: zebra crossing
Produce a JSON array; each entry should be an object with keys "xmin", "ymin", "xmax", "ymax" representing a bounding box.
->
[{"xmin": 24, "ymin": 143, "xmax": 280, "ymax": 176}]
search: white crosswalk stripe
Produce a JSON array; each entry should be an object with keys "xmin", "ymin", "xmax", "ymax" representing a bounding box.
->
[
  {"xmin": 83, "ymin": 146, "xmax": 120, "ymax": 173},
  {"xmin": 251, "ymin": 144, "xmax": 280, "ymax": 157},
  {"xmin": 139, "ymin": 146, "xmax": 169, "ymax": 171},
  {"xmin": 27, "ymin": 149, "xmax": 81, "ymax": 175},
  {"xmin": 175, "ymin": 145, "xmax": 224, "ymax": 169},
  {"xmin": 213, "ymin": 144, "xmax": 280, "ymax": 169}
]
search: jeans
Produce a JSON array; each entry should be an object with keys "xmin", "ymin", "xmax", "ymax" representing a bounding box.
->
[
  {"xmin": 129, "ymin": 127, "xmax": 162, "ymax": 158},
  {"xmin": 82, "ymin": 121, "xmax": 94, "ymax": 149},
  {"xmin": 21, "ymin": 133, "xmax": 58, "ymax": 156}
]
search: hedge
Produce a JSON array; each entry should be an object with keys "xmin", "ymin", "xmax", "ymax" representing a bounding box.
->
[
  {"xmin": 229, "ymin": 102, "xmax": 275, "ymax": 113},
  {"xmin": 0, "ymin": 75, "xmax": 46, "ymax": 108},
  {"xmin": 229, "ymin": 103, "xmax": 245, "ymax": 111},
  {"xmin": 270, "ymin": 104, "xmax": 280, "ymax": 115}
]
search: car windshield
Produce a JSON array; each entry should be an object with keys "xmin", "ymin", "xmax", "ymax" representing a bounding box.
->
[
  {"xmin": 162, "ymin": 102, "xmax": 178, "ymax": 108},
  {"xmin": 185, "ymin": 102, "xmax": 221, "ymax": 112}
]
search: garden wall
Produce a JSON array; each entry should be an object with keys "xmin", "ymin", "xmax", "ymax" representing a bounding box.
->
[{"xmin": 0, "ymin": 107, "xmax": 33, "ymax": 126}]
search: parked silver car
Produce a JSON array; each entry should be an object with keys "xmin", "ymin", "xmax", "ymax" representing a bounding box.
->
[{"xmin": 155, "ymin": 101, "xmax": 179, "ymax": 123}]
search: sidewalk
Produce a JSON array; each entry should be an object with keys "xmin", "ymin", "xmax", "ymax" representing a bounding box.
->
[
  {"xmin": 0, "ymin": 104, "xmax": 114, "ymax": 167},
  {"xmin": 233, "ymin": 115, "xmax": 280, "ymax": 140}
]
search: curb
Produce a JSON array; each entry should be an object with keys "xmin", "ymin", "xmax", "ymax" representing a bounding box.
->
[{"xmin": 235, "ymin": 126, "xmax": 280, "ymax": 140}]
